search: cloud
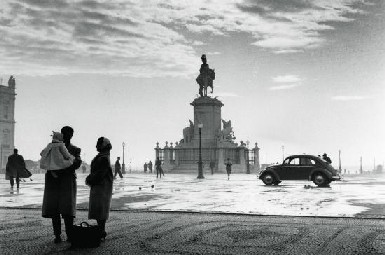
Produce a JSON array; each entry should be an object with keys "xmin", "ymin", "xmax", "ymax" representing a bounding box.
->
[
  {"xmin": 332, "ymin": 95, "xmax": 371, "ymax": 101},
  {"xmin": 270, "ymin": 84, "xmax": 301, "ymax": 90},
  {"xmin": 270, "ymin": 74, "xmax": 303, "ymax": 90},
  {"xmin": 273, "ymin": 75, "xmax": 302, "ymax": 83},
  {"xmin": 0, "ymin": 0, "xmax": 372, "ymax": 76}
]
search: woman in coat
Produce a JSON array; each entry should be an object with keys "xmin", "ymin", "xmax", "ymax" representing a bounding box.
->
[{"xmin": 85, "ymin": 137, "xmax": 113, "ymax": 239}]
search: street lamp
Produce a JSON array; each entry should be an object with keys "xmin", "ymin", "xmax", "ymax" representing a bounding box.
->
[
  {"xmin": 281, "ymin": 145, "xmax": 285, "ymax": 162},
  {"xmin": 197, "ymin": 123, "xmax": 204, "ymax": 179},
  {"xmin": 122, "ymin": 142, "xmax": 126, "ymax": 174},
  {"xmin": 0, "ymin": 144, "xmax": 3, "ymax": 170},
  {"xmin": 246, "ymin": 140, "xmax": 250, "ymax": 174}
]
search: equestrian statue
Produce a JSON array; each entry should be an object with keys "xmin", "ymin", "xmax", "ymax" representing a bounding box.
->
[{"xmin": 196, "ymin": 54, "xmax": 215, "ymax": 97}]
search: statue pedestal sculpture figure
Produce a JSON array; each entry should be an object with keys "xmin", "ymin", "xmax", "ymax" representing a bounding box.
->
[{"xmin": 154, "ymin": 55, "xmax": 260, "ymax": 174}]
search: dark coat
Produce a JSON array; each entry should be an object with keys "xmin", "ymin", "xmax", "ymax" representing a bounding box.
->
[
  {"xmin": 155, "ymin": 159, "xmax": 162, "ymax": 169},
  {"xmin": 87, "ymin": 153, "xmax": 113, "ymax": 221},
  {"xmin": 42, "ymin": 143, "xmax": 81, "ymax": 218},
  {"xmin": 226, "ymin": 161, "xmax": 232, "ymax": 174},
  {"xmin": 5, "ymin": 154, "xmax": 25, "ymax": 180}
]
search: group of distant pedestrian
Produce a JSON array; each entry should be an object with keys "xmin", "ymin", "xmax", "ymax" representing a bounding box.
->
[
  {"xmin": 142, "ymin": 158, "xmax": 164, "ymax": 178},
  {"xmin": 143, "ymin": 160, "xmax": 153, "ymax": 173}
]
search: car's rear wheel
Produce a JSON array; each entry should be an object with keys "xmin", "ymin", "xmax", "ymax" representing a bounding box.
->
[
  {"xmin": 262, "ymin": 173, "xmax": 276, "ymax": 186},
  {"xmin": 313, "ymin": 173, "xmax": 329, "ymax": 187}
]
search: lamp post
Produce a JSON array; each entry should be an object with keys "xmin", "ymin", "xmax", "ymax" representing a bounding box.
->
[
  {"xmin": 197, "ymin": 123, "xmax": 204, "ymax": 179},
  {"xmin": 122, "ymin": 142, "xmax": 126, "ymax": 174},
  {"xmin": 360, "ymin": 156, "xmax": 362, "ymax": 174},
  {"xmin": 0, "ymin": 144, "xmax": 3, "ymax": 170},
  {"xmin": 246, "ymin": 140, "xmax": 250, "ymax": 174},
  {"xmin": 281, "ymin": 145, "xmax": 285, "ymax": 162}
]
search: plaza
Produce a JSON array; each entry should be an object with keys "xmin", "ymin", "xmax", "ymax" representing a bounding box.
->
[{"xmin": 1, "ymin": 173, "xmax": 385, "ymax": 218}]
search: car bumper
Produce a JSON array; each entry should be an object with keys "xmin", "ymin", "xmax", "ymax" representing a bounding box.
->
[{"xmin": 331, "ymin": 175, "xmax": 341, "ymax": 181}]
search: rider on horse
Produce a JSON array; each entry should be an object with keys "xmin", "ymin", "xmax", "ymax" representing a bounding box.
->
[{"xmin": 196, "ymin": 54, "xmax": 215, "ymax": 97}]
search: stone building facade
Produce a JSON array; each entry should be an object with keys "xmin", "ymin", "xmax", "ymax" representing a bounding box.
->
[{"xmin": 0, "ymin": 76, "xmax": 16, "ymax": 170}]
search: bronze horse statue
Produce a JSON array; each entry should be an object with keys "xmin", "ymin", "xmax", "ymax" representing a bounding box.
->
[{"xmin": 196, "ymin": 54, "xmax": 215, "ymax": 97}]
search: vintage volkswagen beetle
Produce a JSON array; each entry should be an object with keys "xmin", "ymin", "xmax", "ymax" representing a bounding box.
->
[{"xmin": 259, "ymin": 155, "xmax": 340, "ymax": 187}]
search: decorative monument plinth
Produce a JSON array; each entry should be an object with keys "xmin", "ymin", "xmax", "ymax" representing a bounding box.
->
[{"xmin": 155, "ymin": 55, "xmax": 260, "ymax": 174}]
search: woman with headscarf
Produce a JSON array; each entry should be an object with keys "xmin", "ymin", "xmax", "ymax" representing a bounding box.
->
[{"xmin": 85, "ymin": 137, "xmax": 113, "ymax": 240}]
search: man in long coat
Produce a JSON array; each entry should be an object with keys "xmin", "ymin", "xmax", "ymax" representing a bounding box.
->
[
  {"xmin": 6, "ymin": 148, "xmax": 26, "ymax": 189},
  {"xmin": 114, "ymin": 157, "xmax": 123, "ymax": 179},
  {"xmin": 42, "ymin": 126, "xmax": 82, "ymax": 243}
]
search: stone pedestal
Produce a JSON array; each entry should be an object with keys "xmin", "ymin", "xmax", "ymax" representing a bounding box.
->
[{"xmin": 191, "ymin": 96, "xmax": 223, "ymax": 148}]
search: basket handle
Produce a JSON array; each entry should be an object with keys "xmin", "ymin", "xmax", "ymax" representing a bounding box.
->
[{"xmin": 80, "ymin": 222, "xmax": 90, "ymax": 227}]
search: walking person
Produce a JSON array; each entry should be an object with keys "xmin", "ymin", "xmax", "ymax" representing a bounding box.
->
[
  {"xmin": 148, "ymin": 160, "xmax": 153, "ymax": 173},
  {"xmin": 42, "ymin": 126, "xmax": 82, "ymax": 244},
  {"xmin": 225, "ymin": 158, "xmax": 232, "ymax": 180},
  {"xmin": 85, "ymin": 137, "xmax": 113, "ymax": 240},
  {"xmin": 5, "ymin": 148, "xmax": 26, "ymax": 189},
  {"xmin": 155, "ymin": 157, "xmax": 164, "ymax": 178},
  {"xmin": 114, "ymin": 157, "xmax": 123, "ymax": 179}
]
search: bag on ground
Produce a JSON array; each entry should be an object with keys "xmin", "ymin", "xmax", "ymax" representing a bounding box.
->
[{"xmin": 70, "ymin": 222, "xmax": 102, "ymax": 248}]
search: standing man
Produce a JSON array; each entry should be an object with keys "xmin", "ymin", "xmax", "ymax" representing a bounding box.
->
[
  {"xmin": 6, "ymin": 148, "xmax": 26, "ymax": 189},
  {"xmin": 42, "ymin": 126, "xmax": 82, "ymax": 243},
  {"xmin": 114, "ymin": 157, "xmax": 123, "ymax": 179},
  {"xmin": 148, "ymin": 160, "xmax": 153, "ymax": 173},
  {"xmin": 155, "ymin": 157, "xmax": 164, "ymax": 178},
  {"xmin": 209, "ymin": 161, "xmax": 215, "ymax": 175},
  {"xmin": 144, "ymin": 162, "xmax": 148, "ymax": 173},
  {"xmin": 225, "ymin": 158, "xmax": 232, "ymax": 180}
]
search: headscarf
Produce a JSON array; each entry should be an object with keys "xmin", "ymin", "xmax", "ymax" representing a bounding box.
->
[
  {"xmin": 97, "ymin": 137, "xmax": 112, "ymax": 155},
  {"xmin": 52, "ymin": 131, "xmax": 63, "ymax": 142}
]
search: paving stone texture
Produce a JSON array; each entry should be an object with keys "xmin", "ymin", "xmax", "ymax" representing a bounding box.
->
[{"xmin": 1, "ymin": 208, "xmax": 385, "ymax": 255}]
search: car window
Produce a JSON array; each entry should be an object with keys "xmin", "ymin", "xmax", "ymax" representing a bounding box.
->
[
  {"xmin": 300, "ymin": 158, "xmax": 316, "ymax": 165},
  {"xmin": 283, "ymin": 158, "xmax": 290, "ymax": 164},
  {"xmin": 288, "ymin": 158, "xmax": 299, "ymax": 165}
]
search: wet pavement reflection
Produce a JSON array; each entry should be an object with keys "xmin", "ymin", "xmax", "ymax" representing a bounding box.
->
[{"xmin": 1, "ymin": 173, "xmax": 385, "ymax": 217}]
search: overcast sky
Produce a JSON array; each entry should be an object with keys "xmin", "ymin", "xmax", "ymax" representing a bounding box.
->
[{"xmin": 0, "ymin": 0, "xmax": 384, "ymax": 170}]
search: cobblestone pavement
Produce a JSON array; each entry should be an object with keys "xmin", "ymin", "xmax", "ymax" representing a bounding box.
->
[{"xmin": 1, "ymin": 208, "xmax": 385, "ymax": 255}]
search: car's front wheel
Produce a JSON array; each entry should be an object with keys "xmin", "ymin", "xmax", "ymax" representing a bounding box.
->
[
  {"xmin": 313, "ymin": 173, "xmax": 329, "ymax": 187},
  {"xmin": 262, "ymin": 173, "xmax": 276, "ymax": 186}
]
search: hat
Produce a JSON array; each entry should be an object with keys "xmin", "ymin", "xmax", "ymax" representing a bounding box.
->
[
  {"xmin": 97, "ymin": 136, "xmax": 112, "ymax": 151},
  {"xmin": 52, "ymin": 131, "xmax": 63, "ymax": 142},
  {"xmin": 101, "ymin": 137, "xmax": 111, "ymax": 148}
]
